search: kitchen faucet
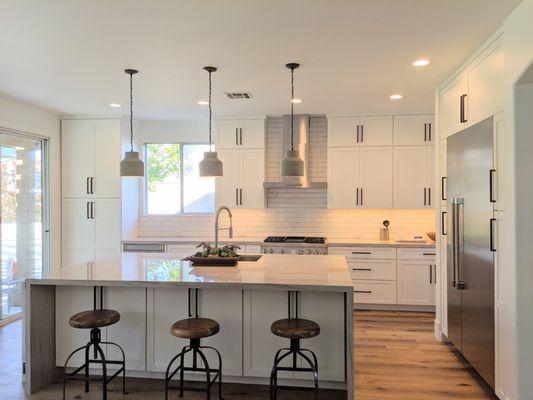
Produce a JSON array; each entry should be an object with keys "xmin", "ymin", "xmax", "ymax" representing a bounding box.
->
[{"xmin": 215, "ymin": 206, "xmax": 233, "ymax": 249}]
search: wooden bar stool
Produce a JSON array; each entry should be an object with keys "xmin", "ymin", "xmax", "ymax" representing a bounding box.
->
[
  {"xmin": 62, "ymin": 287, "xmax": 127, "ymax": 400},
  {"xmin": 270, "ymin": 291, "xmax": 320, "ymax": 400},
  {"xmin": 165, "ymin": 288, "xmax": 222, "ymax": 400}
]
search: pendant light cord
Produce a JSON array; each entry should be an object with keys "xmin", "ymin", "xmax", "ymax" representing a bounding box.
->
[
  {"xmin": 208, "ymin": 70, "xmax": 213, "ymax": 151},
  {"xmin": 290, "ymin": 67, "xmax": 295, "ymax": 151},
  {"xmin": 129, "ymin": 72, "xmax": 134, "ymax": 152}
]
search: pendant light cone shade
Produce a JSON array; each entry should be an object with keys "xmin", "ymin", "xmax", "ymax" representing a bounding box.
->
[
  {"xmin": 199, "ymin": 66, "xmax": 223, "ymax": 177},
  {"xmin": 121, "ymin": 69, "xmax": 144, "ymax": 177},
  {"xmin": 281, "ymin": 62, "xmax": 304, "ymax": 177},
  {"xmin": 281, "ymin": 150, "xmax": 304, "ymax": 176},
  {"xmin": 199, "ymin": 151, "xmax": 223, "ymax": 177},
  {"xmin": 120, "ymin": 151, "xmax": 144, "ymax": 176}
]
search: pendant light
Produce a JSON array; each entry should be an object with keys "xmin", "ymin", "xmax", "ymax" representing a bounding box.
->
[
  {"xmin": 120, "ymin": 69, "xmax": 144, "ymax": 177},
  {"xmin": 281, "ymin": 63, "xmax": 304, "ymax": 177},
  {"xmin": 199, "ymin": 66, "xmax": 223, "ymax": 177}
]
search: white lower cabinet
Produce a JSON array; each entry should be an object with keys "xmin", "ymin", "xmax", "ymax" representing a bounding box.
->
[
  {"xmin": 243, "ymin": 289, "xmax": 345, "ymax": 382},
  {"xmin": 397, "ymin": 260, "xmax": 435, "ymax": 306}
]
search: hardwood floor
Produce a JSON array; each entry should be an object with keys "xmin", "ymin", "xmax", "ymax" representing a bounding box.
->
[
  {"xmin": 0, "ymin": 311, "xmax": 495, "ymax": 399},
  {"xmin": 355, "ymin": 311, "xmax": 496, "ymax": 400}
]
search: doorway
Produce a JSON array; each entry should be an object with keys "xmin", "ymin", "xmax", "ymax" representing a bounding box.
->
[{"xmin": 0, "ymin": 130, "xmax": 49, "ymax": 323}]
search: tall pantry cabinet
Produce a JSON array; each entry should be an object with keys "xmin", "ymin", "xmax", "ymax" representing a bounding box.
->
[{"xmin": 61, "ymin": 119, "xmax": 122, "ymax": 269}]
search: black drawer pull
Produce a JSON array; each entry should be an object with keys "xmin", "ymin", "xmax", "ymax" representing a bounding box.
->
[
  {"xmin": 352, "ymin": 251, "xmax": 372, "ymax": 255},
  {"xmin": 423, "ymin": 253, "xmax": 436, "ymax": 256},
  {"xmin": 354, "ymin": 290, "xmax": 372, "ymax": 294},
  {"xmin": 353, "ymin": 268, "xmax": 372, "ymax": 271}
]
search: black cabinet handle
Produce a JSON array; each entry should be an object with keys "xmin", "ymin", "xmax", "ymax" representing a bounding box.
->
[
  {"xmin": 235, "ymin": 188, "xmax": 239, "ymax": 205},
  {"xmin": 460, "ymin": 94, "xmax": 468, "ymax": 123},
  {"xmin": 352, "ymin": 251, "xmax": 372, "ymax": 255},
  {"xmin": 428, "ymin": 187, "xmax": 431, "ymax": 206},
  {"xmin": 356, "ymin": 125, "xmax": 360, "ymax": 143},
  {"xmin": 239, "ymin": 188, "xmax": 243, "ymax": 205},
  {"xmin": 489, "ymin": 169, "xmax": 496, "ymax": 203},
  {"xmin": 235, "ymin": 128, "xmax": 238, "ymax": 146},
  {"xmin": 353, "ymin": 268, "xmax": 372, "ymax": 271},
  {"xmin": 441, "ymin": 177, "xmax": 447, "ymax": 201},
  {"xmin": 424, "ymin": 188, "xmax": 427, "ymax": 206},
  {"xmin": 360, "ymin": 188, "xmax": 364, "ymax": 206},
  {"xmin": 356, "ymin": 187, "xmax": 359, "ymax": 206},
  {"xmin": 86, "ymin": 202, "xmax": 90, "ymax": 219},
  {"xmin": 90, "ymin": 177, "xmax": 94, "ymax": 194},
  {"xmin": 424, "ymin": 123, "xmax": 427, "ymax": 142},
  {"xmin": 239, "ymin": 128, "xmax": 243, "ymax": 146},
  {"xmin": 361, "ymin": 124, "xmax": 364, "ymax": 143},
  {"xmin": 86, "ymin": 177, "xmax": 90, "ymax": 195},
  {"xmin": 490, "ymin": 218, "xmax": 497, "ymax": 252},
  {"xmin": 428, "ymin": 123, "xmax": 432, "ymax": 142},
  {"xmin": 423, "ymin": 252, "xmax": 436, "ymax": 256},
  {"xmin": 441, "ymin": 211, "xmax": 447, "ymax": 235},
  {"xmin": 90, "ymin": 202, "xmax": 94, "ymax": 219},
  {"xmin": 433, "ymin": 265, "xmax": 437, "ymax": 284},
  {"xmin": 354, "ymin": 290, "xmax": 372, "ymax": 294},
  {"xmin": 429, "ymin": 264, "xmax": 432, "ymax": 284}
]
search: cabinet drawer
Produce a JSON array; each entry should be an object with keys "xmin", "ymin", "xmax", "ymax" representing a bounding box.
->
[
  {"xmin": 397, "ymin": 247, "xmax": 436, "ymax": 260},
  {"xmin": 348, "ymin": 259, "xmax": 396, "ymax": 281},
  {"xmin": 328, "ymin": 246, "xmax": 396, "ymax": 260},
  {"xmin": 353, "ymin": 280, "xmax": 396, "ymax": 304}
]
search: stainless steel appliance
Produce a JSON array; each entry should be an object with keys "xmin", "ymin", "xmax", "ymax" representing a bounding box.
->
[
  {"xmin": 261, "ymin": 236, "xmax": 328, "ymax": 255},
  {"xmin": 447, "ymin": 117, "xmax": 495, "ymax": 389}
]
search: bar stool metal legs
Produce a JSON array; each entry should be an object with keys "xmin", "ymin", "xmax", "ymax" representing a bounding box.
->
[
  {"xmin": 269, "ymin": 291, "xmax": 320, "ymax": 400},
  {"xmin": 165, "ymin": 288, "xmax": 223, "ymax": 400},
  {"xmin": 165, "ymin": 338, "xmax": 223, "ymax": 400},
  {"xmin": 62, "ymin": 286, "xmax": 127, "ymax": 400}
]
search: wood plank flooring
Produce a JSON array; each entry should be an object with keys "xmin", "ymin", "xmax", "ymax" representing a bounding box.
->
[{"xmin": 0, "ymin": 311, "xmax": 495, "ymax": 399}]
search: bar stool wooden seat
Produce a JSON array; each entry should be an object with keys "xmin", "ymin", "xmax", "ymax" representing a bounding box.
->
[
  {"xmin": 62, "ymin": 287, "xmax": 127, "ymax": 400},
  {"xmin": 165, "ymin": 289, "xmax": 223, "ymax": 400},
  {"xmin": 270, "ymin": 292, "xmax": 320, "ymax": 400}
]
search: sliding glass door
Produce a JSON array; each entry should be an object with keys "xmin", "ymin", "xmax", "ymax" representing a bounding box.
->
[{"xmin": 0, "ymin": 131, "xmax": 48, "ymax": 322}]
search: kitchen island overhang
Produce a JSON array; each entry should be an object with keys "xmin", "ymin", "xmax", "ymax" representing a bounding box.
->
[{"xmin": 24, "ymin": 254, "xmax": 354, "ymax": 397}]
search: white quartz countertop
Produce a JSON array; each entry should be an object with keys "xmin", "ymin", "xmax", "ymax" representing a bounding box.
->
[
  {"xmin": 122, "ymin": 237, "xmax": 436, "ymax": 248},
  {"xmin": 28, "ymin": 254, "xmax": 353, "ymax": 292}
]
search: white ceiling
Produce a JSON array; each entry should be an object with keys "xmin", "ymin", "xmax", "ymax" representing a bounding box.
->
[{"xmin": 0, "ymin": 0, "xmax": 522, "ymax": 121}]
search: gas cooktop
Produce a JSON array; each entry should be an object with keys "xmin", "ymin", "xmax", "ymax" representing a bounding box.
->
[{"xmin": 264, "ymin": 236, "xmax": 326, "ymax": 244}]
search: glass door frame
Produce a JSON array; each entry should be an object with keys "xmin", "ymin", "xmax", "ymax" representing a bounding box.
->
[{"xmin": 0, "ymin": 127, "xmax": 50, "ymax": 322}]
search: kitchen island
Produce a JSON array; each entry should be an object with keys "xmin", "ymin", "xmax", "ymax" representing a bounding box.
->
[{"xmin": 24, "ymin": 253, "xmax": 354, "ymax": 397}]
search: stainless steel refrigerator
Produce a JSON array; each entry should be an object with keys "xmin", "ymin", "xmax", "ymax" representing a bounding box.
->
[{"xmin": 447, "ymin": 117, "xmax": 495, "ymax": 389}]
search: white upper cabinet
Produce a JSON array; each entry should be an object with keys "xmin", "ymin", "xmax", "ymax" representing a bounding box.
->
[
  {"xmin": 61, "ymin": 119, "xmax": 121, "ymax": 198},
  {"xmin": 328, "ymin": 116, "xmax": 393, "ymax": 147},
  {"xmin": 441, "ymin": 75, "xmax": 468, "ymax": 138},
  {"xmin": 216, "ymin": 148, "xmax": 265, "ymax": 209},
  {"xmin": 394, "ymin": 115, "xmax": 435, "ymax": 146},
  {"xmin": 327, "ymin": 147, "xmax": 359, "ymax": 208},
  {"xmin": 61, "ymin": 120, "xmax": 94, "ymax": 198},
  {"xmin": 358, "ymin": 116, "xmax": 393, "ymax": 147},
  {"xmin": 216, "ymin": 119, "xmax": 265, "ymax": 149},
  {"xmin": 359, "ymin": 147, "xmax": 393, "ymax": 208},
  {"xmin": 467, "ymin": 41, "xmax": 504, "ymax": 127},
  {"xmin": 327, "ymin": 117, "xmax": 359, "ymax": 147},
  {"xmin": 393, "ymin": 146, "xmax": 434, "ymax": 209},
  {"xmin": 328, "ymin": 146, "xmax": 392, "ymax": 209}
]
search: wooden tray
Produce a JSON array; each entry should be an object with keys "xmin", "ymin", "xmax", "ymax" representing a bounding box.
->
[{"xmin": 189, "ymin": 256, "xmax": 238, "ymax": 266}]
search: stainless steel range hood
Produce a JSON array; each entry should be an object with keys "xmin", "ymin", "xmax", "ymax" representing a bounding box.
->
[{"xmin": 263, "ymin": 115, "xmax": 327, "ymax": 189}]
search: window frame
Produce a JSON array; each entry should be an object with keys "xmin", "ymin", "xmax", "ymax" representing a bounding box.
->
[{"xmin": 142, "ymin": 142, "xmax": 215, "ymax": 216}]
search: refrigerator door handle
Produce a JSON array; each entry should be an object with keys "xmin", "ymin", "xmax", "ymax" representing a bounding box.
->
[{"xmin": 454, "ymin": 198, "xmax": 465, "ymax": 290}]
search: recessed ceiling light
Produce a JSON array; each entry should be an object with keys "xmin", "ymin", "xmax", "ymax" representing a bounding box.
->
[
  {"xmin": 390, "ymin": 94, "xmax": 403, "ymax": 100},
  {"xmin": 109, "ymin": 103, "xmax": 122, "ymax": 108},
  {"xmin": 413, "ymin": 59, "xmax": 430, "ymax": 67},
  {"xmin": 291, "ymin": 98, "xmax": 303, "ymax": 104},
  {"xmin": 197, "ymin": 100, "xmax": 209, "ymax": 105}
]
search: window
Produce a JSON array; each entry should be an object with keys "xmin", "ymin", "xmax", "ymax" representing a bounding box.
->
[{"xmin": 144, "ymin": 143, "xmax": 215, "ymax": 214}]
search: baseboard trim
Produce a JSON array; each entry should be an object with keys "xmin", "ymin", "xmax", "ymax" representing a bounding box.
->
[{"xmin": 355, "ymin": 304, "xmax": 436, "ymax": 312}]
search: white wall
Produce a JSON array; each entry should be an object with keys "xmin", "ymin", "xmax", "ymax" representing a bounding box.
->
[
  {"xmin": 0, "ymin": 95, "xmax": 61, "ymax": 278},
  {"xmin": 502, "ymin": 1, "xmax": 533, "ymax": 398}
]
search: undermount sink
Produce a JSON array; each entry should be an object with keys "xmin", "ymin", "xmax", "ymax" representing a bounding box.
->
[{"xmin": 237, "ymin": 255, "xmax": 263, "ymax": 262}]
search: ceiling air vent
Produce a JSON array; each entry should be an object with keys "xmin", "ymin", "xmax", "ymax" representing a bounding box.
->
[{"xmin": 225, "ymin": 92, "xmax": 253, "ymax": 99}]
